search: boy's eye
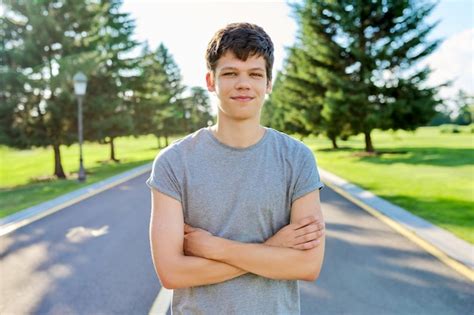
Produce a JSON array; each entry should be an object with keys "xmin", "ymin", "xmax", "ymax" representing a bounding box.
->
[
  {"xmin": 251, "ymin": 73, "xmax": 264, "ymax": 77},
  {"xmin": 223, "ymin": 72, "xmax": 236, "ymax": 76}
]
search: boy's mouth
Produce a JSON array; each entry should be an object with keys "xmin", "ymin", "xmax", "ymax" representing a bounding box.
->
[{"xmin": 231, "ymin": 96, "xmax": 254, "ymax": 102}]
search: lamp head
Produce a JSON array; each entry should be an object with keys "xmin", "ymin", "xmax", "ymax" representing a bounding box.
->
[{"xmin": 73, "ymin": 72, "xmax": 88, "ymax": 96}]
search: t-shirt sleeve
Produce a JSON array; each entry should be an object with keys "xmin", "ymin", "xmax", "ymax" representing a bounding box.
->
[
  {"xmin": 291, "ymin": 146, "xmax": 324, "ymax": 203},
  {"xmin": 146, "ymin": 149, "xmax": 182, "ymax": 203}
]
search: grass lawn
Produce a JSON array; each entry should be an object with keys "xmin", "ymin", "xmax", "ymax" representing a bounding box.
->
[
  {"xmin": 305, "ymin": 126, "xmax": 474, "ymax": 244},
  {"xmin": 0, "ymin": 135, "xmax": 174, "ymax": 218}
]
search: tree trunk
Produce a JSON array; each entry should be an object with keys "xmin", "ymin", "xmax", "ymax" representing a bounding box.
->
[
  {"xmin": 165, "ymin": 134, "xmax": 169, "ymax": 147},
  {"xmin": 53, "ymin": 143, "xmax": 66, "ymax": 179},
  {"xmin": 331, "ymin": 137, "xmax": 339, "ymax": 149},
  {"xmin": 157, "ymin": 135, "xmax": 162, "ymax": 149},
  {"xmin": 110, "ymin": 137, "xmax": 119, "ymax": 162},
  {"xmin": 364, "ymin": 131, "xmax": 375, "ymax": 152}
]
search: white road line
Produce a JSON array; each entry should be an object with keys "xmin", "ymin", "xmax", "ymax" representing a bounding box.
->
[{"xmin": 148, "ymin": 287, "xmax": 173, "ymax": 315}]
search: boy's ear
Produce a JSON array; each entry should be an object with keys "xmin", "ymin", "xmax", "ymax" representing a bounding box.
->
[
  {"xmin": 206, "ymin": 72, "xmax": 215, "ymax": 92},
  {"xmin": 266, "ymin": 80, "xmax": 273, "ymax": 94}
]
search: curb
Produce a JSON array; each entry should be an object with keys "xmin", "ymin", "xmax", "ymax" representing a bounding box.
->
[
  {"xmin": 319, "ymin": 168, "xmax": 474, "ymax": 281},
  {"xmin": 0, "ymin": 162, "xmax": 153, "ymax": 237}
]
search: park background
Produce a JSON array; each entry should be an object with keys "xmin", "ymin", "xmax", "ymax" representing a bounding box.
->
[{"xmin": 1, "ymin": 0, "xmax": 473, "ymax": 247}]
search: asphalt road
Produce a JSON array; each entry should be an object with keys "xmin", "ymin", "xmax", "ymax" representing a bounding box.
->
[{"xmin": 0, "ymin": 173, "xmax": 472, "ymax": 315}]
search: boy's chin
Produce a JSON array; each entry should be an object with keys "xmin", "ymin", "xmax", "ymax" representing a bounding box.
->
[{"xmin": 218, "ymin": 108, "xmax": 260, "ymax": 121}]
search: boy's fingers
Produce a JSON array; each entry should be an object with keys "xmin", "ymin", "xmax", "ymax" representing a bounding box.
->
[
  {"xmin": 294, "ymin": 230, "xmax": 324, "ymax": 245},
  {"xmin": 293, "ymin": 239, "xmax": 321, "ymax": 250},
  {"xmin": 294, "ymin": 224, "xmax": 320, "ymax": 238},
  {"xmin": 184, "ymin": 224, "xmax": 196, "ymax": 233},
  {"xmin": 293, "ymin": 216, "xmax": 317, "ymax": 230}
]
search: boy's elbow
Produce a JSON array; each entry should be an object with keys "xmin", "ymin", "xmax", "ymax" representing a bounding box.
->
[
  {"xmin": 300, "ymin": 249, "xmax": 324, "ymax": 282},
  {"xmin": 160, "ymin": 276, "xmax": 179, "ymax": 290},
  {"xmin": 153, "ymin": 257, "xmax": 184, "ymax": 289},
  {"xmin": 302, "ymin": 268, "xmax": 321, "ymax": 282},
  {"xmin": 158, "ymin": 270, "xmax": 185, "ymax": 289}
]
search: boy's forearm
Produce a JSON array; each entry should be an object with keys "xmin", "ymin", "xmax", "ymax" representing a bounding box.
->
[
  {"xmin": 161, "ymin": 254, "xmax": 247, "ymax": 289},
  {"xmin": 209, "ymin": 237, "xmax": 324, "ymax": 281}
]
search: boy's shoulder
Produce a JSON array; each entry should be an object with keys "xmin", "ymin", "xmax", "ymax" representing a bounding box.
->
[
  {"xmin": 156, "ymin": 127, "xmax": 313, "ymax": 159},
  {"xmin": 267, "ymin": 128, "xmax": 313, "ymax": 155},
  {"xmin": 155, "ymin": 128, "xmax": 208, "ymax": 159}
]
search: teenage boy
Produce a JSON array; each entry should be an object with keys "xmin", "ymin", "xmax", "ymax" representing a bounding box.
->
[{"xmin": 147, "ymin": 22, "xmax": 325, "ymax": 315}]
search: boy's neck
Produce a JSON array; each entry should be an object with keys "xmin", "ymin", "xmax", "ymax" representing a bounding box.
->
[{"xmin": 210, "ymin": 116, "xmax": 265, "ymax": 149}]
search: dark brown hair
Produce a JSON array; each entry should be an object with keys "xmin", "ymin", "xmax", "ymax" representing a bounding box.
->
[{"xmin": 206, "ymin": 22, "xmax": 274, "ymax": 82}]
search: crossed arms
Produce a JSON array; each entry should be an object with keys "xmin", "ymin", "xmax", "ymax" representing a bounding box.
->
[{"xmin": 149, "ymin": 189, "xmax": 326, "ymax": 289}]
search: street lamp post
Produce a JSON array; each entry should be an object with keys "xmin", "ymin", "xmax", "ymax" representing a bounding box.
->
[{"xmin": 73, "ymin": 72, "xmax": 88, "ymax": 182}]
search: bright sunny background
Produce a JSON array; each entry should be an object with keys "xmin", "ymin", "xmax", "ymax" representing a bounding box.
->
[{"xmin": 121, "ymin": 0, "xmax": 474, "ymax": 113}]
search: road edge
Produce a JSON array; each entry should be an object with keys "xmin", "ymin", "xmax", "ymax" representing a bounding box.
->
[
  {"xmin": 0, "ymin": 162, "xmax": 153, "ymax": 237},
  {"xmin": 320, "ymin": 168, "xmax": 474, "ymax": 281}
]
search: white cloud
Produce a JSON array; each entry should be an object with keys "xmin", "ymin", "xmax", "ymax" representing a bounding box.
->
[{"xmin": 423, "ymin": 28, "xmax": 474, "ymax": 101}]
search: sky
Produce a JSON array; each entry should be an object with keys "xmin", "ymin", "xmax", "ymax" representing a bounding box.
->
[
  {"xmin": 0, "ymin": 0, "xmax": 470, "ymax": 106},
  {"xmin": 121, "ymin": 0, "xmax": 298, "ymax": 90},
  {"xmin": 122, "ymin": 0, "xmax": 473, "ymax": 109}
]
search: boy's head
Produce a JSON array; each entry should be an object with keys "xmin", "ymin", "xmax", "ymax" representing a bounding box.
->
[{"xmin": 205, "ymin": 22, "xmax": 274, "ymax": 83}]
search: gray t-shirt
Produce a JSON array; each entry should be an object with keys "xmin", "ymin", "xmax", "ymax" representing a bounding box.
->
[{"xmin": 146, "ymin": 126, "xmax": 324, "ymax": 315}]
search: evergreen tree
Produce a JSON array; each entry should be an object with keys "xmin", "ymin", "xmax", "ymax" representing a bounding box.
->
[
  {"xmin": 183, "ymin": 87, "xmax": 214, "ymax": 132},
  {"xmin": 428, "ymin": 102, "xmax": 452, "ymax": 126},
  {"xmin": 129, "ymin": 42, "xmax": 169, "ymax": 148},
  {"xmin": 155, "ymin": 43, "xmax": 186, "ymax": 144},
  {"xmin": 452, "ymin": 90, "xmax": 474, "ymax": 125},
  {"xmin": 262, "ymin": 70, "xmax": 312, "ymax": 139},
  {"xmin": 278, "ymin": 0, "xmax": 443, "ymax": 152},
  {"xmin": 130, "ymin": 42, "xmax": 185, "ymax": 147},
  {"xmin": 84, "ymin": 0, "xmax": 139, "ymax": 162},
  {"xmin": 1, "ymin": 0, "xmax": 103, "ymax": 178}
]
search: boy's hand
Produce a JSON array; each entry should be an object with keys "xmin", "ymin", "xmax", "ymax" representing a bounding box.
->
[
  {"xmin": 183, "ymin": 224, "xmax": 219, "ymax": 259},
  {"xmin": 264, "ymin": 216, "xmax": 325, "ymax": 250}
]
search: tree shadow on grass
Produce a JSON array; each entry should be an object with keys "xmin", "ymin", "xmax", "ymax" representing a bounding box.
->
[
  {"xmin": 316, "ymin": 146, "xmax": 473, "ymax": 167},
  {"xmin": 376, "ymin": 194, "xmax": 474, "ymax": 242},
  {"xmin": 23, "ymin": 159, "xmax": 153, "ymax": 186}
]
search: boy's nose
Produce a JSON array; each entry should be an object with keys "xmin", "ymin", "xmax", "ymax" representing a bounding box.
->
[{"xmin": 235, "ymin": 77, "xmax": 251, "ymax": 89}]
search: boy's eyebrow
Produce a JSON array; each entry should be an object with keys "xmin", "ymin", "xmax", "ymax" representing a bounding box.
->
[{"xmin": 220, "ymin": 67, "xmax": 265, "ymax": 71}]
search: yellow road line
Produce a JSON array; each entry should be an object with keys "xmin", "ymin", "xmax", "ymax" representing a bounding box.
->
[{"xmin": 324, "ymin": 180, "xmax": 474, "ymax": 282}]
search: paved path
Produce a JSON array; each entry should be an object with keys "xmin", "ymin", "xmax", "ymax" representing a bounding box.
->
[
  {"xmin": 0, "ymin": 173, "xmax": 472, "ymax": 314},
  {"xmin": 0, "ymin": 174, "xmax": 158, "ymax": 315},
  {"xmin": 300, "ymin": 187, "xmax": 472, "ymax": 315}
]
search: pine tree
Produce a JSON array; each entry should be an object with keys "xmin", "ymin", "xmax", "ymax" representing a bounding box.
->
[
  {"xmin": 452, "ymin": 90, "xmax": 474, "ymax": 125},
  {"xmin": 130, "ymin": 42, "xmax": 186, "ymax": 147},
  {"xmin": 1, "ymin": 0, "xmax": 103, "ymax": 178},
  {"xmin": 129, "ymin": 42, "xmax": 169, "ymax": 148},
  {"xmin": 155, "ymin": 43, "xmax": 186, "ymax": 144},
  {"xmin": 279, "ymin": 0, "xmax": 443, "ymax": 152},
  {"xmin": 84, "ymin": 0, "xmax": 139, "ymax": 162},
  {"xmin": 184, "ymin": 87, "xmax": 214, "ymax": 132}
]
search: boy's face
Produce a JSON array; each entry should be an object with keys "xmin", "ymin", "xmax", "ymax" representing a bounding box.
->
[{"xmin": 206, "ymin": 51, "xmax": 272, "ymax": 122}]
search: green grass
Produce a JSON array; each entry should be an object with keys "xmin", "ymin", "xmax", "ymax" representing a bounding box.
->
[
  {"xmin": 0, "ymin": 135, "xmax": 174, "ymax": 218},
  {"xmin": 304, "ymin": 126, "xmax": 474, "ymax": 244}
]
